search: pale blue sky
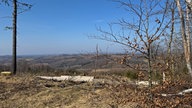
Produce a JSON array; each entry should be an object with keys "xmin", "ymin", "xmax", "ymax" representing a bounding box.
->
[{"xmin": 0, "ymin": 0, "xmax": 128, "ymax": 55}]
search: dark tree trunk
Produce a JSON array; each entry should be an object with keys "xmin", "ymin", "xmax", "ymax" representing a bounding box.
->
[
  {"xmin": 12, "ymin": 0, "xmax": 17, "ymax": 75},
  {"xmin": 147, "ymin": 43, "xmax": 153, "ymax": 101}
]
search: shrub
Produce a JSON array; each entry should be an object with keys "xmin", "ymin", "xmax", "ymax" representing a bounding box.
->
[{"xmin": 125, "ymin": 70, "xmax": 138, "ymax": 80}]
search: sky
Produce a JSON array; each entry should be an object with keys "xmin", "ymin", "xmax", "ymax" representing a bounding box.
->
[{"xmin": 0, "ymin": 0, "xmax": 128, "ymax": 55}]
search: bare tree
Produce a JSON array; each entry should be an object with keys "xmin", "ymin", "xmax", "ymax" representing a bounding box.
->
[
  {"xmin": 161, "ymin": 1, "xmax": 177, "ymax": 81},
  {"xmin": 94, "ymin": 44, "xmax": 99, "ymax": 73},
  {"xmin": 1, "ymin": 0, "xmax": 9, "ymax": 5},
  {"xmin": 167, "ymin": 3, "xmax": 175, "ymax": 68},
  {"xmin": 1, "ymin": 0, "xmax": 32, "ymax": 74},
  {"xmin": 94, "ymin": 0, "xmax": 171, "ymax": 87},
  {"xmin": 12, "ymin": 0, "xmax": 17, "ymax": 75},
  {"xmin": 175, "ymin": 0, "xmax": 192, "ymax": 77}
]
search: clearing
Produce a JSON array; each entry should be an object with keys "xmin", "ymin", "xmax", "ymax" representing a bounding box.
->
[{"xmin": 0, "ymin": 73, "xmax": 192, "ymax": 108}]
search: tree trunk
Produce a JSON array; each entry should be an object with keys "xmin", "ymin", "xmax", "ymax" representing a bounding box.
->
[
  {"xmin": 185, "ymin": 0, "xmax": 192, "ymax": 76},
  {"xmin": 176, "ymin": 0, "xmax": 192, "ymax": 77},
  {"xmin": 167, "ymin": 7, "xmax": 175, "ymax": 80},
  {"xmin": 147, "ymin": 43, "xmax": 153, "ymax": 101},
  {"xmin": 95, "ymin": 44, "xmax": 99, "ymax": 73},
  {"xmin": 12, "ymin": 0, "xmax": 17, "ymax": 75}
]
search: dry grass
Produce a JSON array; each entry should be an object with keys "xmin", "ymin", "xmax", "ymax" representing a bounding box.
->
[
  {"xmin": 0, "ymin": 74, "xmax": 134, "ymax": 108},
  {"xmin": 1, "ymin": 72, "xmax": 192, "ymax": 108}
]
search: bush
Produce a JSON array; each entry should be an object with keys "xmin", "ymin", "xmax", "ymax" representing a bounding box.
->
[
  {"xmin": 65, "ymin": 68, "xmax": 85, "ymax": 75},
  {"xmin": 152, "ymin": 71, "xmax": 162, "ymax": 81},
  {"xmin": 125, "ymin": 70, "xmax": 138, "ymax": 80}
]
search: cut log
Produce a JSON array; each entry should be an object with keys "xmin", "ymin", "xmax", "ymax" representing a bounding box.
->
[
  {"xmin": 1, "ymin": 71, "xmax": 12, "ymax": 76},
  {"xmin": 61, "ymin": 76, "xmax": 94, "ymax": 82},
  {"xmin": 161, "ymin": 88, "xmax": 192, "ymax": 96},
  {"xmin": 37, "ymin": 75, "xmax": 94, "ymax": 82},
  {"xmin": 135, "ymin": 81, "xmax": 159, "ymax": 86},
  {"xmin": 178, "ymin": 88, "xmax": 192, "ymax": 95}
]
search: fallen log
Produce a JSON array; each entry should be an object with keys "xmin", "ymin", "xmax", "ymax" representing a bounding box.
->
[
  {"xmin": 135, "ymin": 81, "xmax": 159, "ymax": 86},
  {"xmin": 161, "ymin": 88, "xmax": 192, "ymax": 96},
  {"xmin": 1, "ymin": 71, "xmax": 12, "ymax": 76},
  {"xmin": 37, "ymin": 75, "xmax": 94, "ymax": 82},
  {"xmin": 178, "ymin": 88, "xmax": 192, "ymax": 95}
]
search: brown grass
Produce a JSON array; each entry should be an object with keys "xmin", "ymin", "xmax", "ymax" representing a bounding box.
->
[{"xmin": 0, "ymin": 72, "xmax": 192, "ymax": 108}]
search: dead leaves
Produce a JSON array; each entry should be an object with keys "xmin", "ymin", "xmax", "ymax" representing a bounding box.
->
[{"xmin": 105, "ymin": 80, "xmax": 192, "ymax": 108}]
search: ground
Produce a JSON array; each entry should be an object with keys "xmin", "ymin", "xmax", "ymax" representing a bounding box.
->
[{"xmin": 0, "ymin": 73, "xmax": 192, "ymax": 108}]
